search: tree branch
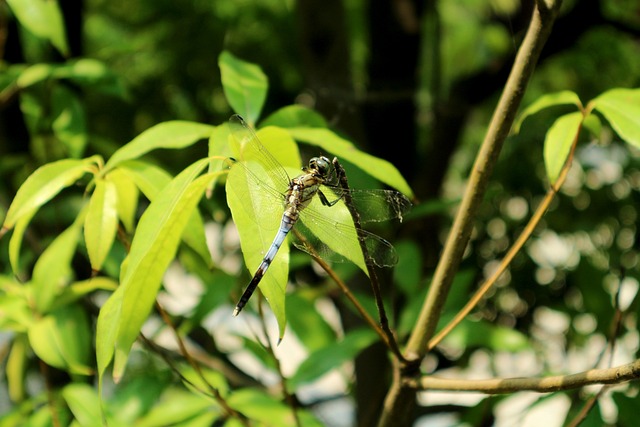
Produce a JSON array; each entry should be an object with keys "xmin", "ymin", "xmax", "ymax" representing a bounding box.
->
[{"xmin": 407, "ymin": 359, "xmax": 640, "ymax": 394}]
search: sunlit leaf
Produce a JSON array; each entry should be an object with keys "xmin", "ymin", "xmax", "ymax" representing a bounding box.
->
[
  {"xmin": 261, "ymin": 105, "xmax": 328, "ymax": 128},
  {"xmin": 7, "ymin": 0, "xmax": 69, "ymax": 56},
  {"xmin": 219, "ymin": 51, "xmax": 268, "ymax": 126},
  {"xmin": 289, "ymin": 329, "xmax": 377, "ymax": 388},
  {"xmin": 2, "ymin": 156, "xmax": 98, "ymax": 231},
  {"xmin": 593, "ymin": 88, "xmax": 640, "ymax": 148},
  {"xmin": 84, "ymin": 179, "xmax": 118, "ymax": 272},
  {"xmin": 105, "ymin": 121, "xmax": 214, "ymax": 170},
  {"xmin": 287, "ymin": 127, "xmax": 414, "ymax": 198},
  {"xmin": 112, "ymin": 160, "xmax": 216, "ymax": 380},
  {"xmin": 8, "ymin": 207, "xmax": 37, "ymax": 274},
  {"xmin": 6, "ymin": 335, "xmax": 28, "ymax": 402},
  {"xmin": 514, "ymin": 90, "xmax": 582, "ymax": 133},
  {"xmin": 116, "ymin": 160, "xmax": 212, "ymax": 267},
  {"xmin": 107, "ymin": 168, "xmax": 139, "ymax": 233},
  {"xmin": 544, "ymin": 112, "xmax": 583, "ymax": 184},
  {"xmin": 96, "ymin": 284, "xmax": 123, "ymax": 385},
  {"xmin": 62, "ymin": 383, "xmax": 103, "ymax": 426}
]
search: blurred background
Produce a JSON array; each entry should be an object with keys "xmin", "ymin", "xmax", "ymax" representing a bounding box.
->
[{"xmin": 2, "ymin": 0, "xmax": 640, "ymax": 425}]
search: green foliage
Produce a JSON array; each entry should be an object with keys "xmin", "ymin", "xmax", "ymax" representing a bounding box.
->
[{"xmin": 2, "ymin": 2, "xmax": 640, "ymax": 426}]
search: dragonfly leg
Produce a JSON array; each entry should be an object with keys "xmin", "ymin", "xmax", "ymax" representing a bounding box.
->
[{"xmin": 317, "ymin": 189, "xmax": 343, "ymax": 207}]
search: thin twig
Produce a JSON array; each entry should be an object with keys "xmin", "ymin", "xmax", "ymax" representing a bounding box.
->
[
  {"xmin": 292, "ymin": 229, "xmax": 399, "ymax": 357},
  {"xmin": 154, "ymin": 302, "xmax": 248, "ymax": 425},
  {"xmin": 256, "ymin": 304, "xmax": 302, "ymax": 427},
  {"xmin": 331, "ymin": 158, "xmax": 407, "ymax": 363},
  {"xmin": 407, "ymin": 359, "xmax": 640, "ymax": 393}
]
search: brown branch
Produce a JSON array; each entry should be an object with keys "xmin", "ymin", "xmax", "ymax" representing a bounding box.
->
[{"xmin": 406, "ymin": 359, "xmax": 640, "ymax": 394}]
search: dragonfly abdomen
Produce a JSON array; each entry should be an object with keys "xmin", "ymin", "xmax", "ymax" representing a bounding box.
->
[{"xmin": 232, "ymin": 212, "xmax": 297, "ymax": 316}]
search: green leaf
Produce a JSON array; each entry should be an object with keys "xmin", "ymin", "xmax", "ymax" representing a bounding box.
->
[
  {"xmin": 286, "ymin": 292, "xmax": 337, "ymax": 352},
  {"xmin": 8, "ymin": 207, "xmax": 37, "ymax": 274},
  {"xmin": 226, "ymin": 127, "xmax": 301, "ymax": 337},
  {"xmin": 112, "ymin": 160, "xmax": 216, "ymax": 380},
  {"xmin": 228, "ymin": 389, "xmax": 323, "ymax": 427},
  {"xmin": 16, "ymin": 63, "xmax": 55, "ymax": 88},
  {"xmin": 2, "ymin": 157, "xmax": 97, "ymax": 231},
  {"xmin": 62, "ymin": 383, "xmax": 103, "ymax": 427},
  {"xmin": 7, "ymin": 335, "xmax": 28, "ymax": 402},
  {"xmin": 593, "ymin": 88, "xmax": 640, "ymax": 148},
  {"xmin": 84, "ymin": 179, "xmax": 119, "ymax": 272},
  {"xmin": 544, "ymin": 111, "xmax": 583, "ymax": 184},
  {"xmin": 514, "ymin": 90, "xmax": 582, "ymax": 133},
  {"xmin": 27, "ymin": 304, "xmax": 92, "ymax": 375},
  {"xmin": 219, "ymin": 51, "xmax": 268, "ymax": 126},
  {"xmin": 51, "ymin": 84, "xmax": 88, "ymax": 158},
  {"xmin": 136, "ymin": 388, "xmax": 218, "ymax": 427},
  {"xmin": 51, "ymin": 277, "xmax": 118, "ymax": 310},
  {"xmin": 105, "ymin": 121, "xmax": 214, "ymax": 171},
  {"xmin": 116, "ymin": 160, "xmax": 212, "ymax": 267},
  {"xmin": 261, "ymin": 105, "xmax": 328, "ymax": 128},
  {"xmin": 54, "ymin": 58, "xmax": 128, "ymax": 98},
  {"xmin": 32, "ymin": 208, "xmax": 85, "ymax": 313},
  {"xmin": 106, "ymin": 169, "xmax": 139, "ymax": 233},
  {"xmin": 289, "ymin": 329, "xmax": 377, "ymax": 388},
  {"xmin": 287, "ymin": 127, "xmax": 414, "ymax": 198},
  {"xmin": 96, "ymin": 284, "xmax": 123, "ymax": 385},
  {"xmin": 7, "ymin": 0, "xmax": 69, "ymax": 56}
]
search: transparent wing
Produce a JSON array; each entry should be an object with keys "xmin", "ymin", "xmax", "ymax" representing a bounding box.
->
[
  {"xmin": 227, "ymin": 114, "xmax": 291, "ymax": 201},
  {"xmin": 293, "ymin": 218, "xmax": 399, "ymax": 268},
  {"xmin": 321, "ymin": 186, "xmax": 412, "ymax": 223}
]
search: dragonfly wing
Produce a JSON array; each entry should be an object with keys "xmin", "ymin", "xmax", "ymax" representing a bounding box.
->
[
  {"xmin": 228, "ymin": 115, "xmax": 292, "ymax": 192},
  {"xmin": 295, "ymin": 194, "xmax": 400, "ymax": 269},
  {"xmin": 326, "ymin": 187, "xmax": 412, "ymax": 223}
]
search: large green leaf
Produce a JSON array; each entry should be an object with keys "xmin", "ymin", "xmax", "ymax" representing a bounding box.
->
[
  {"xmin": 105, "ymin": 121, "xmax": 214, "ymax": 170},
  {"xmin": 135, "ymin": 388, "xmax": 218, "ymax": 427},
  {"xmin": 514, "ymin": 90, "xmax": 582, "ymax": 133},
  {"xmin": 544, "ymin": 111, "xmax": 583, "ymax": 184},
  {"xmin": 106, "ymin": 168, "xmax": 139, "ymax": 233},
  {"xmin": 117, "ymin": 160, "xmax": 212, "ymax": 267},
  {"xmin": 287, "ymin": 127, "xmax": 414, "ymax": 197},
  {"xmin": 62, "ymin": 383, "xmax": 103, "ymax": 427},
  {"xmin": 289, "ymin": 328, "xmax": 377, "ymax": 388},
  {"xmin": 112, "ymin": 159, "xmax": 216, "ymax": 380},
  {"xmin": 593, "ymin": 88, "xmax": 640, "ymax": 148},
  {"xmin": 96, "ymin": 284, "xmax": 123, "ymax": 386},
  {"xmin": 84, "ymin": 179, "xmax": 118, "ymax": 272},
  {"xmin": 2, "ymin": 156, "xmax": 98, "ymax": 231},
  {"xmin": 6, "ymin": 0, "xmax": 69, "ymax": 56},
  {"xmin": 219, "ymin": 51, "xmax": 268, "ymax": 126},
  {"xmin": 27, "ymin": 304, "xmax": 92, "ymax": 375},
  {"xmin": 32, "ymin": 208, "xmax": 85, "ymax": 313}
]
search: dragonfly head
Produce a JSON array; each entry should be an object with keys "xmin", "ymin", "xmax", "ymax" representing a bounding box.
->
[{"xmin": 308, "ymin": 156, "xmax": 332, "ymax": 178}]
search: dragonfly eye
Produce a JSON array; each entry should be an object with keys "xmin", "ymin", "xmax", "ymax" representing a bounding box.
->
[{"xmin": 310, "ymin": 156, "xmax": 331, "ymax": 176}]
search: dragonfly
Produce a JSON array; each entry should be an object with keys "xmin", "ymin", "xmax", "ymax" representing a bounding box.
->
[{"xmin": 226, "ymin": 114, "xmax": 411, "ymax": 316}]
